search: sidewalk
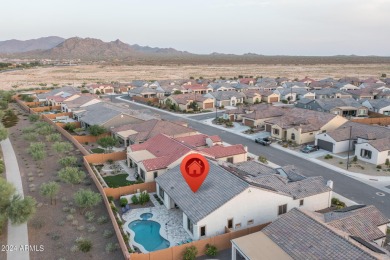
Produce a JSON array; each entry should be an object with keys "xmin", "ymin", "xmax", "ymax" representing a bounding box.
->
[{"xmin": 1, "ymin": 138, "xmax": 30, "ymax": 260}]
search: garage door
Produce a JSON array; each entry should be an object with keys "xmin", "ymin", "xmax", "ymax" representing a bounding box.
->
[
  {"xmin": 269, "ymin": 97, "xmax": 279, "ymax": 103},
  {"xmin": 244, "ymin": 119, "xmax": 254, "ymax": 127},
  {"xmin": 317, "ymin": 139, "xmax": 333, "ymax": 152},
  {"xmin": 204, "ymin": 102, "xmax": 213, "ymax": 109}
]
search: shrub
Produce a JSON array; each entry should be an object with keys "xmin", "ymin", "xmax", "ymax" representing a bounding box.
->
[
  {"xmin": 97, "ymin": 216, "xmax": 108, "ymax": 224},
  {"xmin": 352, "ymin": 155, "xmax": 358, "ymax": 162},
  {"xmin": 331, "ymin": 198, "xmax": 346, "ymax": 209},
  {"xmin": 107, "ymin": 196, "xmax": 114, "ymax": 202},
  {"xmin": 103, "ymin": 229, "xmax": 114, "ymax": 238},
  {"xmin": 105, "ymin": 242, "xmax": 119, "ymax": 253},
  {"xmin": 120, "ymin": 197, "xmax": 128, "ymax": 207},
  {"xmin": 258, "ymin": 155, "xmax": 268, "ymax": 164},
  {"xmin": 66, "ymin": 214, "xmax": 74, "ymax": 221},
  {"xmin": 30, "ymin": 218, "xmax": 45, "ymax": 229},
  {"xmin": 339, "ymin": 161, "xmax": 343, "ymax": 164},
  {"xmin": 205, "ymin": 244, "xmax": 218, "ymax": 257},
  {"xmin": 324, "ymin": 154, "xmax": 333, "ymax": 159},
  {"xmin": 377, "ymin": 165, "xmax": 382, "ymax": 169},
  {"xmin": 183, "ymin": 246, "xmax": 198, "ymax": 260},
  {"xmin": 85, "ymin": 211, "xmax": 95, "ymax": 222},
  {"xmin": 64, "ymin": 123, "xmax": 76, "ymax": 132},
  {"xmin": 87, "ymin": 225, "xmax": 96, "ymax": 233},
  {"xmin": 77, "ymin": 225, "xmax": 85, "ymax": 231},
  {"xmin": 28, "ymin": 114, "xmax": 39, "ymax": 122},
  {"xmin": 131, "ymin": 195, "xmax": 139, "ymax": 204},
  {"xmin": 139, "ymin": 192, "xmax": 150, "ymax": 205},
  {"xmin": 46, "ymin": 133, "xmax": 62, "ymax": 142},
  {"xmin": 75, "ymin": 237, "xmax": 92, "ymax": 252}
]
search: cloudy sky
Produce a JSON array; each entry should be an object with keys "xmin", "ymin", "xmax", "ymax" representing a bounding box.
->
[{"xmin": 1, "ymin": 0, "xmax": 389, "ymax": 56}]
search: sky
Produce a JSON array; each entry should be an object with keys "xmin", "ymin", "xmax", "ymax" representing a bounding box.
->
[{"xmin": 1, "ymin": 0, "xmax": 390, "ymax": 56}]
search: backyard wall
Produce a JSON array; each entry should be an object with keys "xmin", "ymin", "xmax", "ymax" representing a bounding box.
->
[
  {"xmin": 128, "ymin": 223, "xmax": 269, "ymax": 260},
  {"xmin": 56, "ymin": 122, "xmax": 81, "ymax": 129},
  {"xmin": 104, "ymin": 182, "xmax": 157, "ymax": 199},
  {"xmin": 31, "ymin": 105, "xmax": 61, "ymax": 113},
  {"xmin": 43, "ymin": 112, "xmax": 73, "ymax": 119},
  {"xmin": 352, "ymin": 117, "xmax": 390, "ymax": 126},
  {"xmin": 84, "ymin": 152, "xmax": 127, "ymax": 164},
  {"xmin": 73, "ymin": 133, "xmax": 111, "ymax": 143}
]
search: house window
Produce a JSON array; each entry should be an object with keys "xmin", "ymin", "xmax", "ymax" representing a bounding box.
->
[
  {"xmin": 278, "ymin": 204, "xmax": 287, "ymax": 215},
  {"xmin": 273, "ymin": 128, "xmax": 280, "ymax": 135},
  {"xmin": 227, "ymin": 219, "xmax": 233, "ymax": 229},
  {"xmin": 159, "ymin": 186, "xmax": 165, "ymax": 199},
  {"xmin": 187, "ymin": 216, "xmax": 193, "ymax": 234},
  {"xmin": 227, "ymin": 157, "xmax": 234, "ymax": 163},
  {"xmin": 299, "ymin": 199, "xmax": 304, "ymax": 206},
  {"xmin": 322, "ymin": 130, "xmax": 326, "ymax": 133},
  {"xmin": 200, "ymin": 226, "xmax": 206, "ymax": 237},
  {"xmin": 247, "ymin": 219, "xmax": 254, "ymax": 225},
  {"xmin": 309, "ymin": 132, "xmax": 313, "ymax": 135},
  {"xmin": 235, "ymin": 223, "xmax": 241, "ymax": 229},
  {"xmin": 140, "ymin": 169, "xmax": 145, "ymax": 180},
  {"xmin": 291, "ymin": 133, "xmax": 295, "ymax": 140},
  {"xmin": 153, "ymin": 171, "xmax": 158, "ymax": 179},
  {"xmin": 360, "ymin": 149, "xmax": 372, "ymax": 159}
]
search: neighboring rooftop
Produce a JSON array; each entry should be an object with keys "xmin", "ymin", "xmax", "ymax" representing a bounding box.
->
[{"xmin": 324, "ymin": 121, "xmax": 390, "ymax": 142}]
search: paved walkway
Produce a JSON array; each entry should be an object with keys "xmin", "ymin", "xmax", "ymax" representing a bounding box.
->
[{"xmin": 1, "ymin": 138, "xmax": 30, "ymax": 260}]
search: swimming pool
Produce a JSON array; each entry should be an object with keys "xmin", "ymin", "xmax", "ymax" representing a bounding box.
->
[
  {"xmin": 140, "ymin": 213, "xmax": 153, "ymax": 220},
  {"xmin": 128, "ymin": 219, "xmax": 170, "ymax": 252}
]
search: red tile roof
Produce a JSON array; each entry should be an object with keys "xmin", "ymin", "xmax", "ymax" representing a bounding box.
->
[
  {"xmin": 209, "ymin": 135, "xmax": 222, "ymax": 142},
  {"xmin": 175, "ymin": 134, "xmax": 222, "ymax": 148},
  {"xmin": 201, "ymin": 144, "xmax": 246, "ymax": 158}
]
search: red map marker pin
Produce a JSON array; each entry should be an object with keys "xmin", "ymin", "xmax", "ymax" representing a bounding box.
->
[{"xmin": 180, "ymin": 153, "xmax": 209, "ymax": 193}]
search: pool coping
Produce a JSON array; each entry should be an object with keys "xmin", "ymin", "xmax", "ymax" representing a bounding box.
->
[{"xmin": 125, "ymin": 210, "xmax": 174, "ymax": 253}]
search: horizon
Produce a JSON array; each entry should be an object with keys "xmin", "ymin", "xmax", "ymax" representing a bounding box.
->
[{"xmin": 1, "ymin": 0, "xmax": 389, "ymax": 56}]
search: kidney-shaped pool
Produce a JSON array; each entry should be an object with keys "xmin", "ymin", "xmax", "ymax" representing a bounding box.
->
[{"xmin": 128, "ymin": 219, "xmax": 170, "ymax": 252}]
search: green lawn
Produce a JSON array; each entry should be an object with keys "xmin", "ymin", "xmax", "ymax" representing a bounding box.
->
[
  {"xmin": 103, "ymin": 174, "xmax": 142, "ymax": 188},
  {"xmin": 91, "ymin": 147, "xmax": 105, "ymax": 153}
]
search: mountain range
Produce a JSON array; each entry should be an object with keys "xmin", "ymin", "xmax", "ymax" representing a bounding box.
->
[{"xmin": 1, "ymin": 36, "xmax": 390, "ymax": 64}]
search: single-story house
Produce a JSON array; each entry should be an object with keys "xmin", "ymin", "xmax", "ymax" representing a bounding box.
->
[
  {"xmin": 312, "ymin": 88, "xmax": 352, "ymax": 99},
  {"xmin": 73, "ymin": 102, "xmax": 144, "ymax": 129},
  {"xmin": 128, "ymin": 87, "xmax": 164, "ymax": 98},
  {"xmin": 61, "ymin": 94, "xmax": 100, "ymax": 112},
  {"xmin": 162, "ymin": 94, "xmax": 214, "ymax": 111},
  {"xmin": 36, "ymin": 86, "xmax": 79, "ymax": 103},
  {"xmin": 281, "ymin": 82, "xmax": 309, "ymax": 89},
  {"xmin": 231, "ymin": 205, "xmax": 389, "ymax": 260},
  {"xmin": 361, "ymin": 99, "xmax": 390, "ymax": 115},
  {"xmin": 255, "ymin": 82, "xmax": 278, "ymax": 91},
  {"xmin": 241, "ymin": 105, "xmax": 285, "ymax": 128},
  {"xmin": 183, "ymin": 84, "xmax": 211, "ymax": 94},
  {"xmin": 156, "ymin": 85, "xmax": 189, "ymax": 96},
  {"xmin": 206, "ymin": 83, "xmax": 236, "ymax": 92},
  {"xmin": 259, "ymin": 91, "xmax": 280, "ymax": 103},
  {"xmin": 111, "ymin": 119, "xmax": 198, "ymax": 147},
  {"xmin": 88, "ymin": 84, "xmax": 114, "ymax": 94},
  {"xmin": 295, "ymin": 98, "xmax": 368, "ymax": 117},
  {"xmin": 265, "ymin": 108, "xmax": 348, "ymax": 144},
  {"xmin": 334, "ymin": 82, "xmax": 360, "ymax": 91},
  {"xmin": 274, "ymin": 88, "xmax": 315, "ymax": 102},
  {"xmin": 243, "ymin": 90, "xmax": 262, "ymax": 104},
  {"xmin": 345, "ymin": 89, "xmax": 376, "ymax": 100},
  {"xmin": 156, "ymin": 160, "xmax": 332, "ymax": 240},
  {"xmin": 204, "ymin": 91, "xmax": 246, "ymax": 107}
]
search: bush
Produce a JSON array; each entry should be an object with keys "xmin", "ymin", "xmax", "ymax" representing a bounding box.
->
[
  {"xmin": 331, "ymin": 198, "xmax": 346, "ymax": 209},
  {"xmin": 28, "ymin": 114, "xmax": 39, "ymax": 122},
  {"xmin": 352, "ymin": 155, "xmax": 358, "ymax": 162},
  {"xmin": 97, "ymin": 216, "xmax": 108, "ymax": 224},
  {"xmin": 131, "ymin": 195, "xmax": 139, "ymax": 204},
  {"xmin": 120, "ymin": 197, "xmax": 128, "ymax": 207},
  {"xmin": 183, "ymin": 246, "xmax": 198, "ymax": 260},
  {"xmin": 107, "ymin": 196, "xmax": 114, "ymax": 202},
  {"xmin": 105, "ymin": 242, "xmax": 119, "ymax": 253},
  {"xmin": 205, "ymin": 244, "xmax": 218, "ymax": 257},
  {"xmin": 139, "ymin": 192, "xmax": 150, "ymax": 205},
  {"xmin": 85, "ymin": 211, "xmax": 95, "ymax": 222},
  {"xmin": 339, "ymin": 161, "xmax": 343, "ymax": 164},
  {"xmin": 64, "ymin": 123, "xmax": 76, "ymax": 132},
  {"xmin": 75, "ymin": 237, "xmax": 92, "ymax": 252},
  {"xmin": 103, "ymin": 229, "xmax": 114, "ymax": 238},
  {"xmin": 324, "ymin": 154, "xmax": 333, "ymax": 159},
  {"xmin": 258, "ymin": 155, "xmax": 268, "ymax": 164},
  {"xmin": 376, "ymin": 165, "xmax": 382, "ymax": 169}
]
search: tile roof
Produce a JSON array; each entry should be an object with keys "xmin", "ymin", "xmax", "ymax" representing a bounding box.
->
[
  {"xmin": 262, "ymin": 208, "xmax": 377, "ymax": 260},
  {"xmin": 155, "ymin": 161, "xmax": 249, "ymax": 223},
  {"xmin": 37, "ymin": 86, "xmax": 79, "ymax": 99},
  {"xmin": 265, "ymin": 108, "xmax": 338, "ymax": 133},
  {"xmin": 312, "ymin": 98, "xmax": 364, "ymax": 111},
  {"xmin": 112, "ymin": 119, "xmax": 197, "ymax": 143},
  {"xmin": 283, "ymin": 82, "xmax": 307, "ymax": 88},
  {"xmin": 324, "ymin": 121, "xmax": 390, "ymax": 142},
  {"xmin": 207, "ymin": 83, "xmax": 235, "ymax": 90},
  {"xmin": 175, "ymin": 134, "xmax": 213, "ymax": 148},
  {"xmin": 168, "ymin": 93, "xmax": 209, "ymax": 104},
  {"xmin": 363, "ymin": 99, "xmax": 390, "ymax": 110},
  {"xmin": 128, "ymin": 87, "xmax": 163, "ymax": 95},
  {"xmin": 62, "ymin": 94, "xmax": 100, "ymax": 109},
  {"xmin": 325, "ymin": 205, "xmax": 389, "ymax": 242},
  {"xmin": 225, "ymin": 162, "xmax": 330, "ymax": 199},
  {"xmin": 241, "ymin": 105, "xmax": 285, "ymax": 120},
  {"xmin": 129, "ymin": 134, "xmax": 192, "ymax": 171},
  {"xmin": 207, "ymin": 91, "xmax": 246, "ymax": 100},
  {"xmin": 201, "ymin": 144, "xmax": 246, "ymax": 158},
  {"xmin": 367, "ymin": 137, "xmax": 390, "ymax": 152},
  {"xmin": 313, "ymin": 88, "xmax": 349, "ymax": 96}
]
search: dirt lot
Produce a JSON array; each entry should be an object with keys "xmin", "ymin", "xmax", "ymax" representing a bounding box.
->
[
  {"xmin": 2, "ymin": 103, "xmax": 123, "ymax": 260},
  {"xmin": 1, "ymin": 63, "xmax": 389, "ymax": 90}
]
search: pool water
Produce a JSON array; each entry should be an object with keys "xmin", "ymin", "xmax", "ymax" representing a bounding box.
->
[
  {"xmin": 140, "ymin": 213, "xmax": 153, "ymax": 220},
  {"xmin": 129, "ymin": 220, "xmax": 170, "ymax": 252}
]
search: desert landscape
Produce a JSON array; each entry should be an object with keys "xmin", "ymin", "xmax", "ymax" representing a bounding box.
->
[{"xmin": 1, "ymin": 63, "xmax": 390, "ymax": 91}]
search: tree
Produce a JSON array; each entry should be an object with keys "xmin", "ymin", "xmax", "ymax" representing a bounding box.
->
[
  {"xmin": 0, "ymin": 123, "xmax": 8, "ymax": 141},
  {"xmin": 95, "ymin": 90, "xmax": 101, "ymax": 95},
  {"xmin": 0, "ymin": 178, "xmax": 15, "ymax": 211},
  {"xmin": 52, "ymin": 142, "xmax": 73, "ymax": 154},
  {"xmin": 97, "ymin": 136, "xmax": 118, "ymax": 152},
  {"xmin": 183, "ymin": 246, "xmax": 198, "ymax": 260},
  {"xmin": 58, "ymin": 167, "xmax": 86, "ymax": 185},
  {"xmin": 173, "ymin": 90, "xmax": 182, "ymax": 95},
  {"xmin": 40, "ymin": 182, "xmax": 60, "ymax": 205},
  {"xmin": 58, "ymin": 156, "xmax": 78, "ymax": 167},
  {"xmin": 74, "ymin": 189, "xmax": 102, "ymax": 213},
  {"xmin": 64, "ymin": 123, "xmax": 76, "ymax": 132},
  {"xmin": 6, "ymin": 194, "xmax": 36, "ymax": 225},
  {"xmin": 189, "ymin": 101, "xmax": 199, "ymax": 111},
  {"xmin": 88, "ymin": 125, "xmax": 106, "ymax": 136}
]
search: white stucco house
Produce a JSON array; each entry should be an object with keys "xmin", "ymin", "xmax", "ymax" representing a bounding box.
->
[
  {"xmin": 315, "ymin": 121, "xmax": 390, "ymax": 165},
  {"xmin": 155, "ymin": 160, "xmax": 332, "ymax": 240}
]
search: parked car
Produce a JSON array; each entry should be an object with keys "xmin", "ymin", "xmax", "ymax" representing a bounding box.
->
[
  {"xmin": 300, "ymin": 145, "xmax": 319, "ymax": 153},
  {"xmin": 255, "ymin": 137, "xmax": 272, "ymax": 146}
]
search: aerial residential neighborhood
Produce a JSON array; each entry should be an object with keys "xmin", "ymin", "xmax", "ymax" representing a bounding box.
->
[
  {"xmin": 1, "ymin": 1, "xmax": 390, "ymax": 260},
  {"xmin": 1, "ymin": 73, "xmax": 390, "ymax": 260}
]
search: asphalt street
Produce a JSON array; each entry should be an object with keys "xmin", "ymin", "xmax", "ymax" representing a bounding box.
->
[{"xmin": 114, "ymin": 96, "xmax": 390, "ymax": 217}]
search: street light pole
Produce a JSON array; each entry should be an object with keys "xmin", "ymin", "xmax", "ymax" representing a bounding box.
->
[{"xmin": 346, "ymin": 125, "xmax": 352, "ymax": 170}]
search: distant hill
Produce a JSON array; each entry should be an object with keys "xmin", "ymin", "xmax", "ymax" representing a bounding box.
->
[{"xmin": 0, "ymin": 36, "xmax": 65, "ymax": 53}]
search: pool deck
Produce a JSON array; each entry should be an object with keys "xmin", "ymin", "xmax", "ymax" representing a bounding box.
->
[{"xmin": 122, "ymin": 193, "xmax": 192, "ymax": 253}]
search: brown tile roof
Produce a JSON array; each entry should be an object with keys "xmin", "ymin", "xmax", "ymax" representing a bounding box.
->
[
  {"xmin": 367, "ymin": 137, "xmax": 390, "ymax": 152},
  {"xmin": 201, "ymin": 144, "xmax": 246, "ymax": 158},
  {"xmin": 175, "ymin": 134, "xmax": 211, "ymax": 148},
  {"xmin": 324, "ymin": 121, "xmax": 390, "ymax": 142},
  {"xmin": 168, "ymin": 93, "xmax": 209, "ymax": 105},
  {"xmin": 243, "ymin": 106, "xmax": 285, "ymax": 120}
]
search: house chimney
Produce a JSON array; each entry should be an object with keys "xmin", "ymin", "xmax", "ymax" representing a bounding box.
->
[{"xmin": 326, "ymin": 180, "xmax": 333, "ymax": 189}]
